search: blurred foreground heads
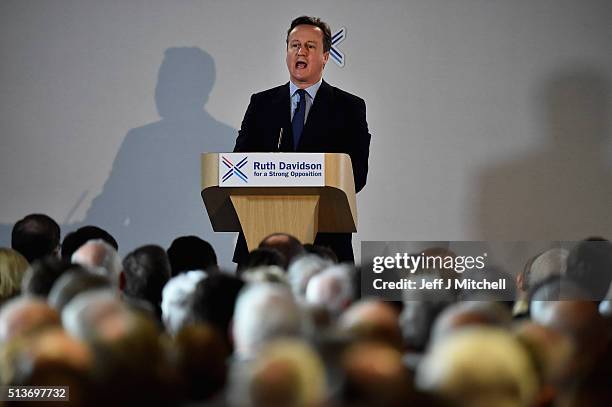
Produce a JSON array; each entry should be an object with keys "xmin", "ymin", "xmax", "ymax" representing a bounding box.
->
[
  {"xmin": 230, "ymin": 338, "xmax": 326, "ymax": 407},
  {"xmin": 417, "ymin": 327, "xmax": 538, "ymax": 407},
  {"xmin": 232, "ymin": 282, "xmax": 302, "ymax": 360}
]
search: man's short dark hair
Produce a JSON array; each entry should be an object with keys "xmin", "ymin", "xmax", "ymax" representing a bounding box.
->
[
  {"xmin": 241, "ymin": 247, "xmax": 286, "ymax": 274},
  {"xmin": 286, "ymin": 16, "xmax": 332, "ymax": 53},
  {"xmin": 11, "ymin": 214, "xmax": 61, "ymax": 263},
  {"xmin": 189, "ymin": 273, "xmax": 244, "ymax": 348},
  {"xmin": 61, "ymin": 225, "xmax": 118, "ymax": 261},
  {"xmin": 122, "ymin": 245, "xmax": 171, "ymax": 313},
  {"xmin": 166, "ymin": 236, "xmax": 217, "ymax": 276}
]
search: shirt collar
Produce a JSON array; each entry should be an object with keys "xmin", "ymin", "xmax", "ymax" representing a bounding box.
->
[{"xmin": 289, "ymin": 77, "xmax": 323, "ymax": 100}]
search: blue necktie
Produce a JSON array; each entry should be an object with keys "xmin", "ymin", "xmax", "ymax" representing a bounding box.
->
[{"xmin": 292, "ymin": 89, "xmax": 306, "ymax": 150}]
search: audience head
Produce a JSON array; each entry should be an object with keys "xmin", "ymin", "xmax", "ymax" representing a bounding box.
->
[
  {"xmin": 71, "ymin": 239, "xmax": 122, "ymax": 286},
  {"xmin": 417, "ymin": 327, "xmax": 539, "ymax": 407},
  {"xmin": 122, "ymin": 245, "xmax": 171, "ymax": 314},
  {"xmin": 0, "ymin": 297, "xmax": 61, "ymax": 344},
  {"xmin": 339, "ymin": 299, "xmax": 403, "ymax": 350},
  {"xmin": 340, "ymin": 341, "xmax": 413, "ymax": 406},
  {"xmin": 21, "ymin": 257, "xmax": 86, "ymax": 298},
  {"xmin": 62, "ymin": 289, "xmax": 171, "ymax": 404},
  {"xmin": 566, "ymin": 238, "xmax": 612, "ymax": 299},
  {"xmin": 161, "ymin": 270, "xmax": 207, "ymax": 335},
  {"xmin": 0, "ymin": 248, "xmax": 29, "ymax": 303},
  {"xmin": 189, "ymin": 273, "xmax": 244, "ymax": 346},
  {"xmin": 231, "ymin": 338, "xmax": 326, "ymax": 407},
  {"xmin": 61, "ymin": 225, "xmax": 118, "ymax": 261},
  {"xmin": 48, "ymin": 271, "xmax": 111, "ymax": 312},
  {"xmin": 11, "ymin": 213, "xmax": 60, "ymax": 263},
  {"xmin": 167, "ymin": 235, "xmax": 218, "ymax": 276},
  {"xmin": 1, "ymin": 328, "xmax": 94, "ymax": 404},
  {"xmin": 259, "ymin": 233, "xmax": 305, "ymax": 269},
  {"xmin": 519, "ymin": 248, "xmax": 568, "ymax": 293},
  {"xmin": 430, "ymin": 301, "xmax": 512, "ymax": 345},
  {"xmin": 305, "ymin": 264, "xmax": 354, "ymax": 318},
  {"xmin": 287, "ymin": 254, "xmax": 332, "ymax": 301},
  {"xmin": 232, "ymin": 283, "xmax": 302, "ymax": 359},
  {"xmin": 174, "ymin": 324, "xmax": 229, "ymax": 402},
  {"xmin": 61, "ymin": 289, "xmax": 132, "ymax": 342},
  {"xmin": 241, "ymin": 265, "xmax": 288, "ymax": 285},
  {"xmin": 242, "ymin": 247, "xmax": 286, "ymax": 274},
  {"xmin": 399, "ymin": 299, "xmax": 449, "ymax": 352},
  {"xmin": 531, "ymin": 300, "xmax": 609, "ymax": 375},
  {"xmin": 514, "ymin": 321, "xmax": 574, "ymax": 388}
]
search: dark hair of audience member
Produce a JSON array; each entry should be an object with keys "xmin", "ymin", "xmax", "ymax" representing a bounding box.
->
[
  {"xmin": 174, "ymin": 324, "xmax": 229, "ymax": 402},
  {"xmin": 566, "ymin": 238, "xmax": 612, "ymax": 300},
  {"xmin": 259, "ymin": 233, "xmax": 305, "ymax": 269},
  {"xmin": 48, "ymin": 271, "xmax": 112, "ymax": 312},
  {"xmin": 189, "ymin": 273, "xmax": 244, "ymax": 349},
  {"xmin": 166, "ymin": 235, "xmax": 218, "ymax": 276},
  {"xmin": 240, "ymin": 247, "xmax": 286, "ymax": 274},
  {"xmin": 11, "ymin": 213, "xmax": 60, "ymax": 263},
  {"xmin": 61, "ymin": 225, "xmax": 118, "ymax": 261},
  {"xmin": 122, "ymin": 245, "xmax": 171, "ymax": 319},
  {"xmin": 303, "ymin": 243, "xmax": 339, "ymax": 263},
  {"xmin": 22, "ymin": 258, "xmax": 86, "ymax": 298}
]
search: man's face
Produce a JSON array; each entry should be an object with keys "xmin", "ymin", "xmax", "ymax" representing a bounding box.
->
[{"xmin": 286, "ymin": 24, "xmax": 329, "ymax": 88}]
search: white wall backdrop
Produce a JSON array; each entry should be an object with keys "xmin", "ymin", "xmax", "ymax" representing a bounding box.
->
[{"xmin": 1, "ymin": 0, "xmax": 611, "ymax": 269}]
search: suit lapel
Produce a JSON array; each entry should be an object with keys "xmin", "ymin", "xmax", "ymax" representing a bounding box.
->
[
  {"xmin": 297, "ymin": 80, "xmax": 332, "ymax": 151},
  {"xmin": 272, "ymin": 83, "xmax": 293, "ymax": 151}
]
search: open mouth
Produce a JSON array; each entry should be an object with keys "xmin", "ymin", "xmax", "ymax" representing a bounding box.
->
[{"xmin": 295, "ymin": 61, "xmax": 308, "ymax": 69}]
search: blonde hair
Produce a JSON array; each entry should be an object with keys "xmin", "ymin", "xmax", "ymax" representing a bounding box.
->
[{"xmin": 0, "ymin": 248, "xmax": 29, "ymax": 300}]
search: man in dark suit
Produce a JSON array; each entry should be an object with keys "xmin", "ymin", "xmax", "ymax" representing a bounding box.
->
[{"xmin": 233, "ymin": 16, "xmax": 371, "ymax": 265}]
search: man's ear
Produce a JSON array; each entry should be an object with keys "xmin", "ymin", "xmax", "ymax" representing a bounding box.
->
[
  {"xmin": 323, "ymin": 51, "xmax": 330, "ymax": 64},
  {"xmin": 516, "ymin": 272, "xmax": 526, "ymax": 292}
]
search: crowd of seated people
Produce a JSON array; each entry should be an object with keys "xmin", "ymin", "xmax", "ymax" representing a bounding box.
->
[{"xmin": 0, "ymin": 213, "xmax": 611, "ymax": 406}]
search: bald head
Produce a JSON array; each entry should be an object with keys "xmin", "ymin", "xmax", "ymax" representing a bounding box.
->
[
  {"xmin": 259, "ymin": 233, "xmax": 305, "ymax": 268},
  {"xmin": 71, "ymin": 239, "xmax": 122, "ymax": 286},
  {"xmin": 0, "ymin": 297, "xmax": 61, "ymax": 343}
]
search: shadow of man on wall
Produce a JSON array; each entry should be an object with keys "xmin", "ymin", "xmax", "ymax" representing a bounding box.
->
[
  {"xmin": 477, "ymin": 68, "xmax": 612, "ymax": 241},
  {"xmin": 83, "ymin": 47, "xmax": 236, "ymax": 265}
]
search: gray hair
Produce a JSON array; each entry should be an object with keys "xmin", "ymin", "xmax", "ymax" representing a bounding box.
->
[
  {"xmin": 305, "ymin": 264, "xmax": 354, "ymax": 317},
  {"xmin": 287, "ymin": 254, "xmax": 332, "ymax": 301},
  {"xmin": 160, "ymin": 270, "xmax": 207, "ymax": 335},
  {"xmin": 61, "ymin": 289, "xmax": 128, "ymax": 341},
  {"xmin": 232, "ymin": 283, "xmax": 301, "ymax": 359}
]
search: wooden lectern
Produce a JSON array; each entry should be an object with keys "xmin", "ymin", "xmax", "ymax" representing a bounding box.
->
[{"xmin": 201, "ymin": 153, "xmax": 357, "ymax": 251}]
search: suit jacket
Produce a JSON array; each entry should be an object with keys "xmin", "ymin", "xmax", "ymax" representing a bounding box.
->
[{"xmin": 233, "ymin": 80, "xmax": 371, "ymax": 264}]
